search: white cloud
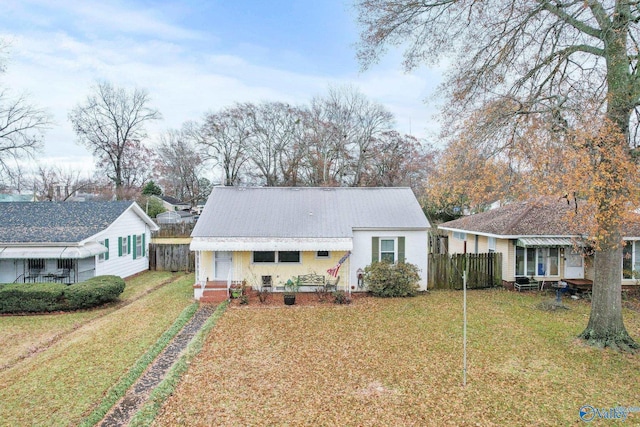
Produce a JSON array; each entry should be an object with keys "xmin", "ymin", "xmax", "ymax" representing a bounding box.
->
[{"xmin": 1, "ymin": 1, "xmax": 444, "ymax": 171}]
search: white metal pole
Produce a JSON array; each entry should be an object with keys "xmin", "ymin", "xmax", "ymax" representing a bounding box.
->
[{"xmin": 463, "ymin": 269, "xmax": 467, "ymax": 387}]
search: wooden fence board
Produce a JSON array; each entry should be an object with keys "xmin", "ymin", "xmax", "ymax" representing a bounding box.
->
[
  {"xmin": 149, "ymin": 243, "xmax": 194, "ymax": 272},
  {"xmin": 428, "ymin": 253, "xmax": 502, "ymax": 290}
]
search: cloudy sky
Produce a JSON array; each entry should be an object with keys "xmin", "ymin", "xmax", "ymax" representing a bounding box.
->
[{"xmin": 1, "ymin": 0, "xmax": 442, "ymax": 176}]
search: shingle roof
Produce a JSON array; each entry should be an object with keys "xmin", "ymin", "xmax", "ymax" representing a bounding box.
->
[
  {"xmin": 0, "ymin": 201, "xmax": 136, "ymax": 243},
  {"xmin": 192, "ymin": 187, "xmax": 430, "ymax": 238},
  {"xmin": 438, "ymin": 198, "xmax": 589, "ymax": 237}
]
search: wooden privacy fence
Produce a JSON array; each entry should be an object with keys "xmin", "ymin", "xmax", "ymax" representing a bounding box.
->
[
  {"xmin": 148, "ymin": 244, "xmax": 194, "ymax": 272},
  {"xmin": 429, "ymin": 253, "xmax": 502, "ymax": 290},
  {"xmin": 151, "ymin": 223, "xmax": 195, "ymax": 238}
]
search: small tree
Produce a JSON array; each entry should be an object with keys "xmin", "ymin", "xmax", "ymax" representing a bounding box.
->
[
  {"xmin": 142, "ymin": 180, "xmax": 162, "ymax": 196},
  {"xmin": 364, "ymin": 261, "xmax": 421, "ymax": 297},
  {"xmin": 141, "ymin": 196, "xmax": 165, "ymax": 218}
]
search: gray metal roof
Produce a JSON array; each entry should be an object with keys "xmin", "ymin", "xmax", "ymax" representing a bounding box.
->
[
  {"xmin": 192, "ymin": 187, "xmax": 430, "ymax": 239},
  {"xmin": 0, "ymin": 201, "xmax": 141, "ymax": 243}
]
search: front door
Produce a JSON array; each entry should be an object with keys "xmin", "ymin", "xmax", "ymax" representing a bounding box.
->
[
  {"xmin": 564, "ymin": 248, "xmax": 584, "ymax": 279},
  {"xmin": 214, "ymin": 251, "xmax": 233, "ymax": 280}
]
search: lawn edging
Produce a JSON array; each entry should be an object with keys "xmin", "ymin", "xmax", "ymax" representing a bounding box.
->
[
  {"xmin": 79, "ymin": 301, "xmax": 200, "ymax": 427},
  {"xmin": 128, "ymin": 301, "xmax": 229, "ymax": 427}
]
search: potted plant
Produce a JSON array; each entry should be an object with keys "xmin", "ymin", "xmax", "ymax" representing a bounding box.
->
[{"xmin": 283, "ymin": 277, "xmax": 300, "ymax": 305}]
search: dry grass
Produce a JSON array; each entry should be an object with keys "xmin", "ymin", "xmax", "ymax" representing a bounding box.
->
[
  {"xmin": 0, "ymin": 272, "xmax": 194, "ymax": 427},
  {"xmin": 154, "ymin": 289, "xmax": 640, "ymax": 426},
  {"xmin": 0, "ymin": 271, "xmax": 176, "ymax": 369}
]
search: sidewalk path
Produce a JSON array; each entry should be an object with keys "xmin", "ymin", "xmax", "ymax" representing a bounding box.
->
[{"xmin": 99, "ymin": 303, "xmax": 218, "ymax": 427}]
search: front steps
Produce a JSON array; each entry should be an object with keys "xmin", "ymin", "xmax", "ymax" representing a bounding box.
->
[{"xmin": 195, "ymin": 281, "xmax": 229, "ymax": 303}]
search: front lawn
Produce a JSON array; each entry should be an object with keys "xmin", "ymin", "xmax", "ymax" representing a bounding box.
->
[
  {"xmin": 0, "ymin": 272, "xmax": 194, "ymax": 427},
  {"xmin": 154, "ymin": 289, "xmax": 640, "ymax": 426},
  {"xmin": 0, "ymin": 271, "xmax": 176, "ymax": 369}
]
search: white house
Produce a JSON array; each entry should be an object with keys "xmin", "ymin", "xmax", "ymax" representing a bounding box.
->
[
  {"xmin": 0, "ymin": 201, "xmax": 159, "ymax": 284},
  {"xmin": 190, "ymin": 187, "xmax": 430, "ymax": 301}
]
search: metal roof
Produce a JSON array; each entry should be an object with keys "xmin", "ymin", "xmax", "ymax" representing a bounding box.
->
[{"xmin": 192, "ymin": 187, "xmax": 430, "ymax": 240}]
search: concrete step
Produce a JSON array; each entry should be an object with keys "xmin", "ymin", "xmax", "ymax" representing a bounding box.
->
[{"xmin": 201, "ymin": 288, "xmax": 229, "ymax": 303}]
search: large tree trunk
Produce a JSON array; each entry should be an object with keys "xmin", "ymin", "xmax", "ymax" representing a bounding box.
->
[{"xmin": 579, "ymin": 228, "xmax": 638, "ymax": 351}]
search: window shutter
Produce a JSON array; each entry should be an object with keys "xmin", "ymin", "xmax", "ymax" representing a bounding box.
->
[
  {"xmin": 133, "ymin": 235, "xmax": 137, "ymax": 260},
  {"xmin": 142, "ymin": 233, "xmax": 146, "ymax": 257},
  {"xmin": 104, "ymin": 239, "xmax": 110, "ymax": 260},
  {"xmin": 127, "ymin": 235, "xmax": 131, "ymax": 254},
  {"xmin": 371, "ymin": 237, "xmax": 379, "ymax": 263},
  {"xmin": 398, "ymin": 237, "xmax": 405, "ymax": 262},
  {"xmin": 118, "ymin": 237, "xmax": 123, "ymax": 257}
]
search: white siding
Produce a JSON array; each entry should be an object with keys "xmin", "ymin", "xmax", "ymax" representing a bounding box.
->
[
  {"xmin": 0, "ymin": 260, "xmax": 18, "ymax": 283},
  {"xmin": 352, "ymin": 229, "xmax": 428, "ymax": 291},
  {"xmin": 94, "ymin": 208, "xmax": 152, "ymax": 278}
]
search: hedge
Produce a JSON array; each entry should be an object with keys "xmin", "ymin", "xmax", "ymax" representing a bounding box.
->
[{"xmin": 0, "ymin": 275, "xmax": 126, "ymax": 314}]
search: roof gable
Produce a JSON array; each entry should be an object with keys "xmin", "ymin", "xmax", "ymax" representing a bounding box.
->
[
  {"xmin": 192, "ymin": 187, "xmax": 430, "ymax": 239},
  {"xmin": 0, "ymin": 201, "xmax": 151, "ymax": 243}
]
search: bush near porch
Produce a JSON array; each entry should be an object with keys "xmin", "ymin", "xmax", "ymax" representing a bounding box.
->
[{"xmin": 0, "ymin": 275, "xmax": 125, "ymax": 313}]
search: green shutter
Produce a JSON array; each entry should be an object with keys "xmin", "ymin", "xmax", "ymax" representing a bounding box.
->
[
  {"xmin": 372, "ymin": 237, "xmax": 379, "ymax": 263},
  {"xmin": 118, "ymin": 237, "xmax": 123, "ymax": 257},
  {"xmin": 104, "ymin": 238, "xmax": 109, "ymax": 260},
  {"xmin": 127, "ymin": 235, "xmax": 131, "ymax": 254},
  {"xmin": 398, "ymin": 236, "xmax": 406, "ymax": 262},
  {"xmin": 142, "ymin": 233, "xmax": 146, "ymax": 257},
  {"xmin": 133, "ymin": 235, "xmax": 137, "ymax": 260}
]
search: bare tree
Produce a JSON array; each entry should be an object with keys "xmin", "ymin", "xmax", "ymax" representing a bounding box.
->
[
  {"xmin": 316, "ymin": 85, "xmax": 395, "ymax": 186},
  {"xmin": 199, "ymin": 104, "xmax": 252, "ymax": 186},
  {"xmin": 0, "ymin": 43, "xmax": 50, "ymax": 183},
  {"xmin": 244, "ymin": 101, "xmax": 305, "ymax": 186},
  {"xmin": 69, "ymin": 80, "xmax": 161, "ymax": 200},
  {"xmin": 31, "ymin": 164, "xmax": 93, "ymax": 201},
  {"xmin": 157, "ymin": 125, "xmax": 208, "ymax": 204},
  {"xmin": 356, "ymin": 0, "xmax": 640, "ymax": 350}
]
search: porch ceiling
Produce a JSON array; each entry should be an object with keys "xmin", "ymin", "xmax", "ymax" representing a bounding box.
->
[
  {"xmin": 190, "ymin": 237, "xmax": 353, "ymax": 252},
  {"xmin": 516, "ymin": 237, "xmax": 580, "ymax": 247},
  {"xmin": 0, "ymin": 241, "xmax": 107, "ymax": 259}
]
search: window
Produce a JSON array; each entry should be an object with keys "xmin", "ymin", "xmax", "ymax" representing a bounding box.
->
[
  {"xmin": 515, "ymin": 246, "xmax": 559, "ymax": 277},
  {"xmin": 453, "ymin": 231, "xmax": 466, "ymax": 241},
  {"xmin": 622, "ymin": 241, "xmax": 640, "ymax": 279},
  {"xmin": 99, "ymin": 239, "xmax": 109, "ymax": 262},
  {"xmin": 28, "ymin": 259, "xmax": 45, "ymax": 271},
  {"xmin": 372, "ymin": 236, "xmax": 405, "ymax": 263},
  {"xmin": 136, "ymin": 235, "xmax": 142, "ymax": 258},
  {"xmin": 252, "ymin": 251, "xmax": 300, "ymax": 263},
  {"xmin": 57, "ymin": 259, "xmax": 73, "ymax": 270},
  {"xmin": 316, "ymin": 250, "xmax": 330, "ymax": 258},
  {"xmin": 488, "ymin": 237, "xmax": 496, "ymax": 253},
  {"xmin": 279, "ymin": 251, "xmax": 300, "ymax": 263},
  {"xmin": 253, "ymin": 251, "xmax": 276, "ymax": 263},
  {"xmin": 119, "ymin": 236, "xmax": 128, "ymax": 257},
  {"xmin": 380, "ymin": 239, "xmax": 396, "ymax": 263}
]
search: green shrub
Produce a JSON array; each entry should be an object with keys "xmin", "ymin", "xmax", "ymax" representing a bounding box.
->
[
  {"xmin": 0, "ymin": 282, "xmax": 68, "ymax": 313},
  {"xmin": 364, "ymin": 261, "xmax": 421, "ymax": 297},
  {"xmin": 0, "ymin": 275, "xmax": 126, "ymax": 314},
  {"xmin": 64, "ymin": 275, "xmax": 126, "ymax": 309}
]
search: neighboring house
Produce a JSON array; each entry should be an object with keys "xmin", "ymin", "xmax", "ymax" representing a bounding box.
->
[
  {"xmin": 190, "ymin": 187, "xmax": 430, "ymax": 300},
  {"xmin": 154, "ymin": 195, "xmax": 190, "ymax": 212},
  {"xmin": 438, "ymin": 198, "xmax": 640, "ymax": 287},
  {"xmin": 0, "ymin": 201, "xmax": 159, "ymax": 284},
  {"xmin": 0, "ymin": 193, "xmax": 35, "ymax": 202},
  {"xmin": 156, "ymin": 210, "xmax": 194, "ymax": 225}
]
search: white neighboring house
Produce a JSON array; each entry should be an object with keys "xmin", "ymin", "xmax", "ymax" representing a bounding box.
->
[
  {"xmin": 0, "ymin": 201, "xmax": 159, "ymax": 284},
  {"xmin": 190, "ymin": 187, "xmax": 430, "ymax": 300}
]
